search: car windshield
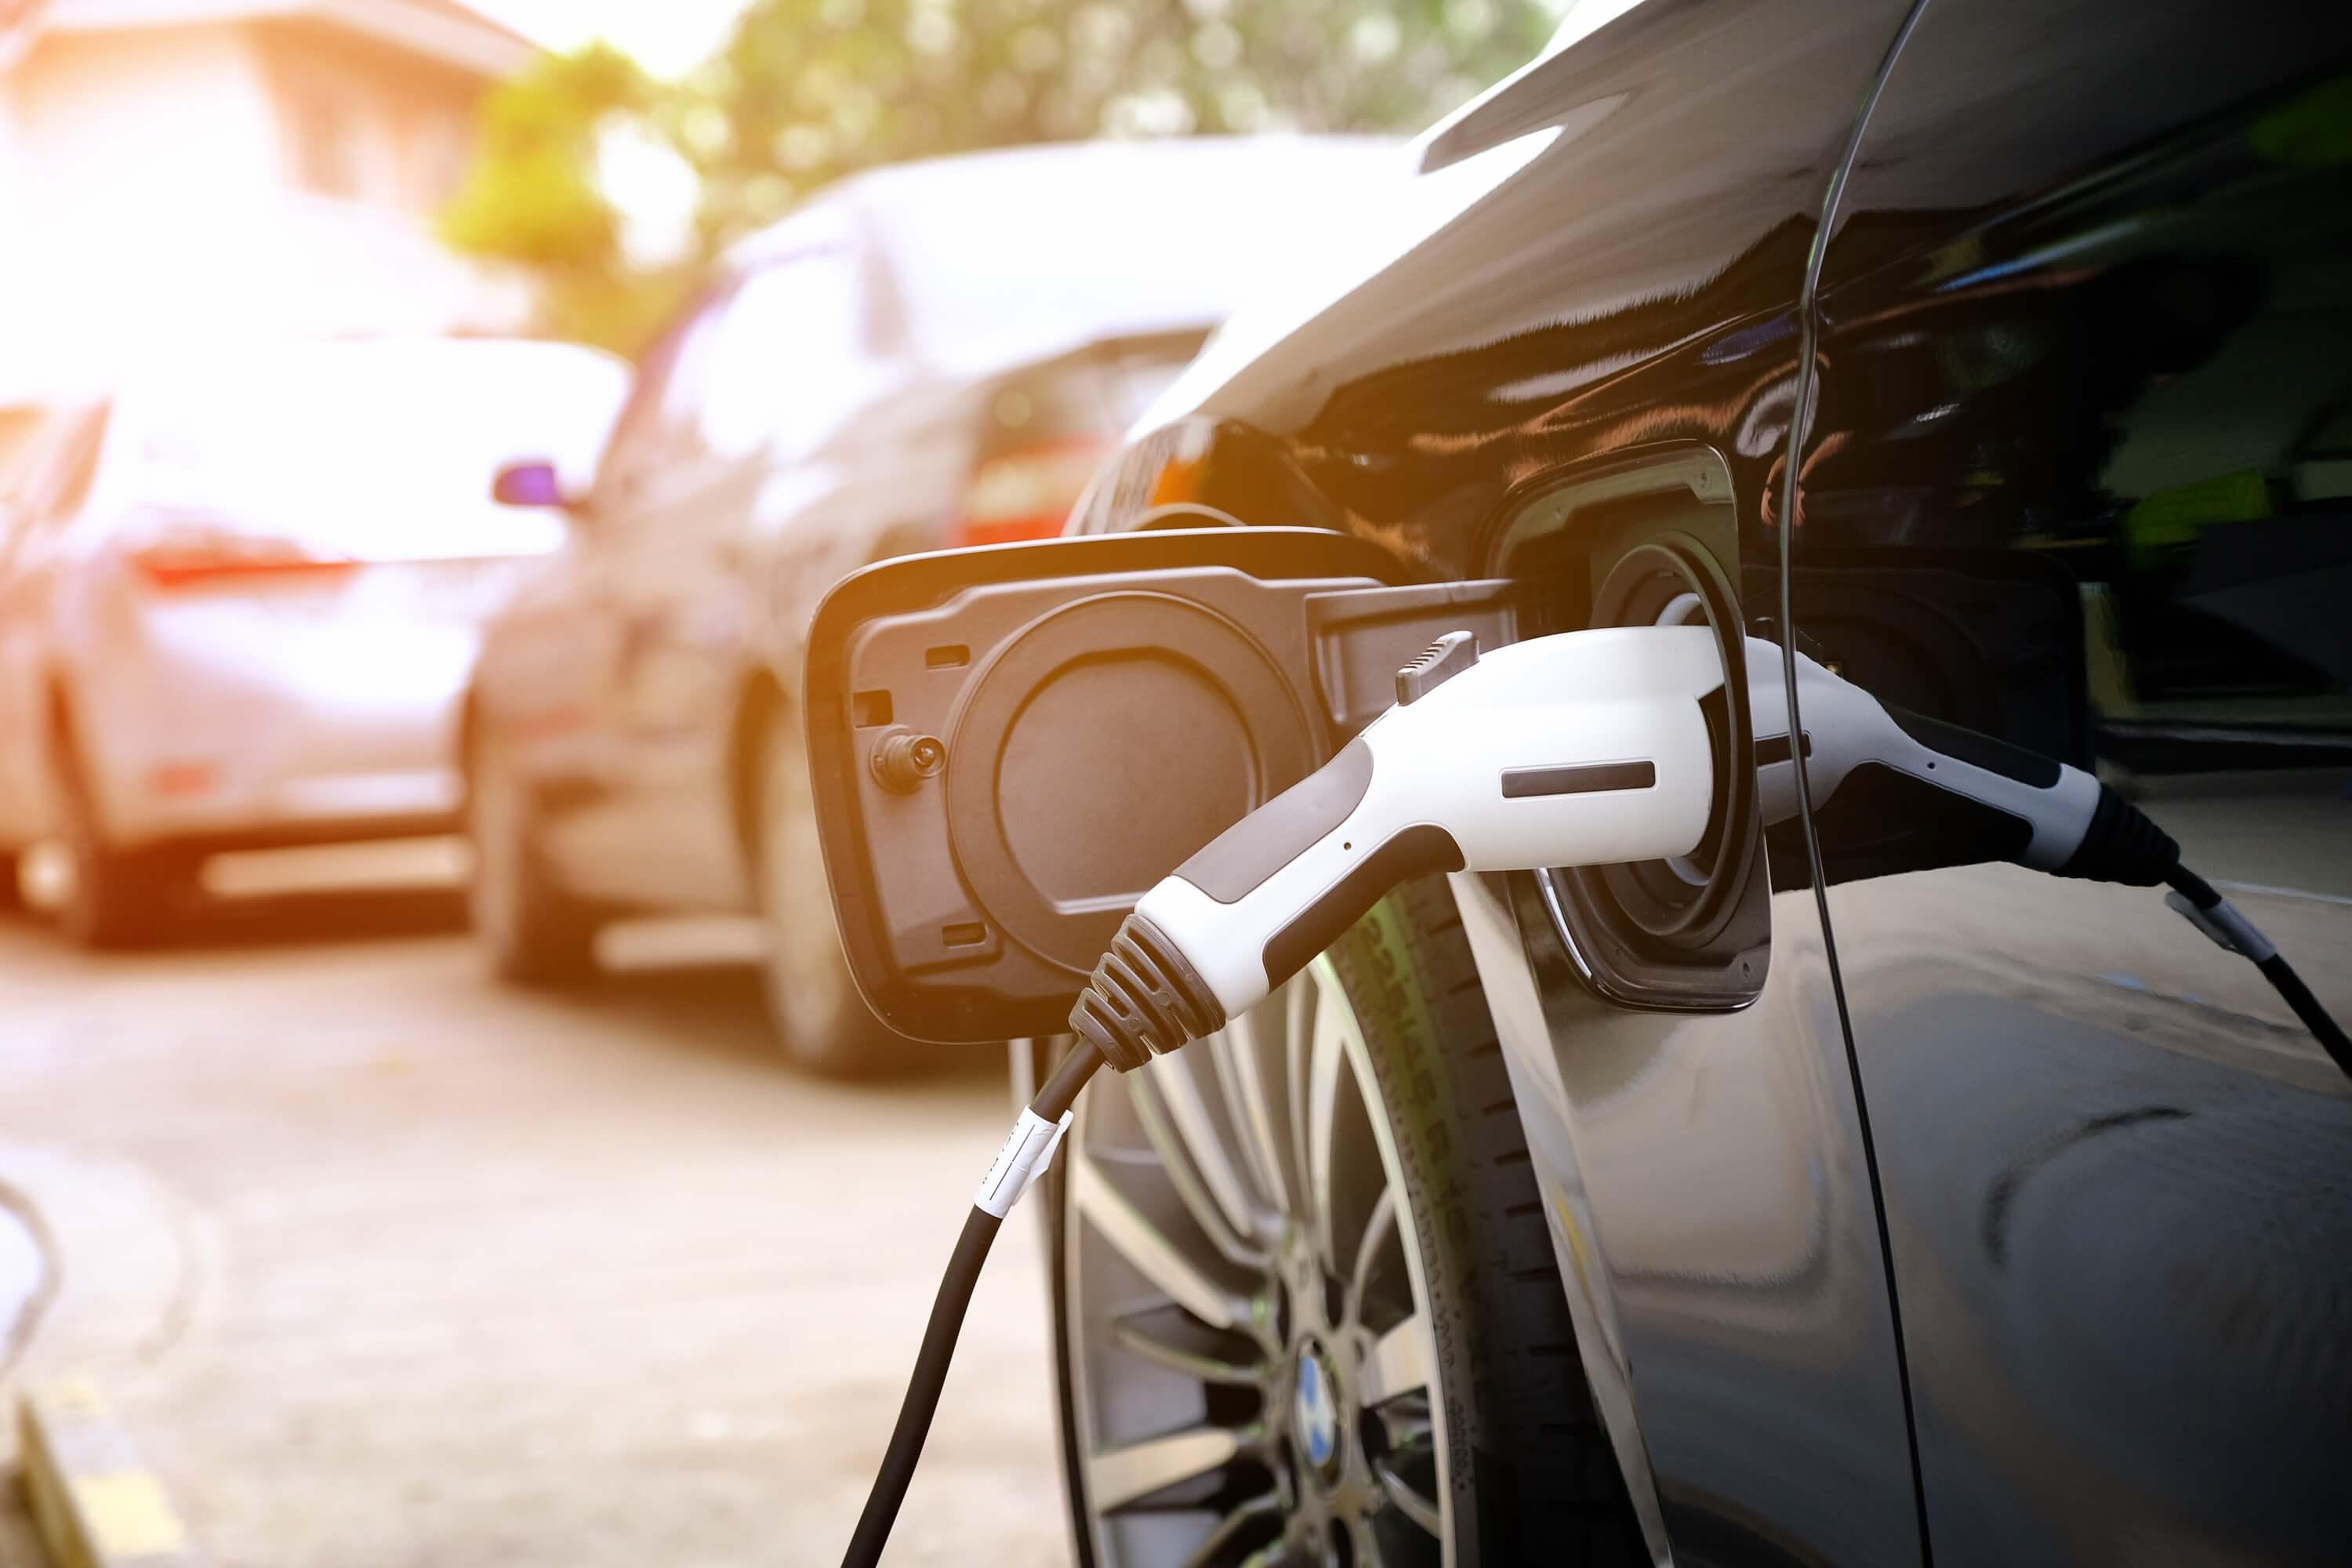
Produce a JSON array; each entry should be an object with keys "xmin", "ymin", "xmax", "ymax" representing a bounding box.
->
[
  {"xmin": 118, "ymin": 343, "xmax": 626, "ymax": 530},
  {"xmin": 863, "ymin": 140, "xmax": 1402, "ymax": 378}
]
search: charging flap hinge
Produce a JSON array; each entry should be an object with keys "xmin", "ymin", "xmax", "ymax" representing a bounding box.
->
[{"xmin": 1305, "ymin": 579, "xmax": 1522, "ymax": 737}]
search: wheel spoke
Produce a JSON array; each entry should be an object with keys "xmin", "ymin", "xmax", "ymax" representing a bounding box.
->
[
  {"xmin": 1374, "ymin": 1403, "xmax": 1433, "ymax": 1454},
  {"xmin": 1359, "ymin": 1313, "xmax": 1432, "ymax": 1406},
  {"xmin": 1284, "ymin": 975, "xmax": 1318, "ymax": 1237},
  {"xmin": 1302, "ymin": 983, "xmax": 1348, "ymax": 1272},
  {"xmin": 1346, "ymin": 1187, "xmax": 1396, "ymax": 1329},
  {"xmin": 1151, "ymin": 1050, "xmax": 1272, "ymax": 1247},
  {"xmin": 1112, "ymin": 1314, "xmax": 1263, "ymax": 1387},
  {"xmin": 1375, "ymin": 1457, "xmax": 1445, "ymax": 1538},
  {"xmin": 1072, "ymin": 959, "xmax": 1458, "ymax": 1566},
  {"xmin": 1210, "ymin": 1007, "xmax": 1293, "ymax": 1217},
  {"xmin": 1073, "ymin": 1146, "xmax": 1250, "ymax": 1331},
  {"xmin": 1131, "ymin": 1072, "xmax": 1267, "ymax": 1269},
  {"xmin": 1179, "ymin": 1493, "xmax": 1282, "ymax": 1568},
  {"xmin": 1089, "ymin": 1425, "xmax": 1245, "ymax": 1513}
]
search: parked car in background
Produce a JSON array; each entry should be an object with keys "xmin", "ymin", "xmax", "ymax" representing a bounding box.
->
[
  {"xmin": 463, "ymin": 136, "xmax": 1400, "ymax": 1074},
  {"xmin": 0, "ymin": 338, "xmax": 627, "ymax": 944}
]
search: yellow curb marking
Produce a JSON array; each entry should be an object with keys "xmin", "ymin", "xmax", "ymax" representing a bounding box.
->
[{"xmin": 71, "ymin": 1471, "xmax": 191, "ymax": 1560}]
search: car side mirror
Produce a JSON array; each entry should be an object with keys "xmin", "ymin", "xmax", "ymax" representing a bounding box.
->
[{"xmin": 492, "ymin": 459, "xmax": 572, "ymax": 510}]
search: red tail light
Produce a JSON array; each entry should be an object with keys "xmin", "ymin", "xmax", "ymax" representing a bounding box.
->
[
  {"xmin": 129, "ymin": 529, "xmax": 357, "ymax": 592},
  {"xmin": 955, "ymin": 436, "xmax": 1112, "ymax": 548}
]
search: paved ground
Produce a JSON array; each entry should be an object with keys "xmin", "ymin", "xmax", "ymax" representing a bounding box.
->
[{"xmin": 0, "ymin": 853, "xmax": 1067, "ymax": 1566}]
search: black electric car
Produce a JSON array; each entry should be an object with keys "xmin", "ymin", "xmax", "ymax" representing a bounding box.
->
[{"xmin": 806, "ymin": 1, "xmax": 2352, "ymax": 1563}]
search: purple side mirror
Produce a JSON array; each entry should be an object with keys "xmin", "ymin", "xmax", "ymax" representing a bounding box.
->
[{"xmin": 492, "ymin": 459, "xmax": 568, "ymax": 508}]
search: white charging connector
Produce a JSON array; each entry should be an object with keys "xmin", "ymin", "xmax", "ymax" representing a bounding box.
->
[
  {"xmin": 1070, "ymin": 625, "xmax": 1729, "ymax": 1067},
  {"xmin": 1746, "ymin": 637, "xmax": 2105, "ymax": 867},
  {"xmin": 1070, "ymin": 624, "xmax": 2342, "ymax": 1076},
  {"xmin": 850, "ymin": 618, "xmax": 2349, "ymax": 1568}
]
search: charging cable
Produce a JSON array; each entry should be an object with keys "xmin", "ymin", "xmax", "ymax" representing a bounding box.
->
[
  {"xmin": 840, "ymin": 625, "xmax": 2347, "ymax": 1566},
  {"xmin": 840, "ymin": 1044, "xmax": 1101, "ymax": 1568},
  {"xmin": 2165, "ymin": 863, "xmax": 2352, "ymax": 1071},
  {"xmin": 1748, "ymin": 639, "xmax": 2351, "ymax": 1079}
]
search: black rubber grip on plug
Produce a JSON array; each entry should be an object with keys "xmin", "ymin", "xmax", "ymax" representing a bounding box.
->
[
  {"xmin": 2055, "ymin": 783, "xmax": 2179, "ymax": 887},
  {"xmin": 1261, "ymin": 825, "xmax": 1465, "ymax": 993},
  {"xmin": 1887, "ymin": 705, "xmax": 2061, "ymax": 787},
  {"xmin": 1069, "ymin": 912, "xmax": 1226, "ymax": 1072},
  {"xmin": 1176, "ymin": 739, "xmax": 1374, "ymax": 903}
]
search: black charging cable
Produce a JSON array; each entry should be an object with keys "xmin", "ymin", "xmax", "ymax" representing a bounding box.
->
[
  {"xmin": 837, "ymin": 753, "xmax": 2349, "ymax": 1566},
  {"xmin": 841, "ymin": 1044, "xmax": 1104, "ymax": 1568},
  {"xmin": 2164, "ymin": 862, "xmax": 2352, "ymax": 1078}
]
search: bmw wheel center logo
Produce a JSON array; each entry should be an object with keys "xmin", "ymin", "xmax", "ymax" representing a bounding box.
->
[{"xmin": 1293, "ymin": 1342, "xmax": 1343, "ymax": 1479}]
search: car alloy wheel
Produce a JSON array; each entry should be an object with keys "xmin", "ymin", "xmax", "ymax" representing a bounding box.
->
[
  {"xmin": 465, "ymin": 723, "xmax": 597, "ymax": 984},
  {"xmin": 466, "ymin": 726, "xmax": 529, "ymax": 956},
  {"xmin": 1059, "ymin": 955, "xmax": 1449, "ymax": 1567},
  {"xmin": 48, "ymin": 728, "xmax": 184, "ymax": 949}
]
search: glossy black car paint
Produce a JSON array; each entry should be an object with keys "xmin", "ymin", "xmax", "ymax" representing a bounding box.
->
[
  {"xmin": 1083, "ymin": 0, "xmax": 2352, "ymax": 1562},
  {"xmin": 1798, "ymin": 4, "xmax": 2352, "ymax": 1560}
]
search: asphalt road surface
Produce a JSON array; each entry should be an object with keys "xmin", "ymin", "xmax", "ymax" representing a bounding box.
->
[{"xmin": 0, "ymin": 852, "xmax": 1066, "ymax": 1566}]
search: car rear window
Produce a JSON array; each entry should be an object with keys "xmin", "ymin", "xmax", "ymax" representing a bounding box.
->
[
  {"xmin": 975, "ymin": 337, "xmax": 1203, "ymax": 463},
  {"xmin": 122, "ymin": 346, "xmax": 625, "ymax": 512},
  {"xmin": 105, "ymin": 345, "xmax": 627, "ymax": 558}
]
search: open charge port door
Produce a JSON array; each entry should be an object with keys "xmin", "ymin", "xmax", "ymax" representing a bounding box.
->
[{"xmin": 802, "ymin": 526, "xmax": 1523, "ymax": 1044}]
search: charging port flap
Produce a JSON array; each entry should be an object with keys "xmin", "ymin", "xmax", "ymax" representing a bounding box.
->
[{"xmin": 803, "ymin": 528, "xmax": 1520, "ymax": 1043}]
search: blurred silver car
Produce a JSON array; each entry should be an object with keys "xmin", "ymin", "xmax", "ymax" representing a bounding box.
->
[
  {"xmin": 466, "ymin": 136, "xmax": 1402, "ymax": 1073},
  {"xmin": 0, "ymin": 338, "xmax": 628, "ymax": 944}
]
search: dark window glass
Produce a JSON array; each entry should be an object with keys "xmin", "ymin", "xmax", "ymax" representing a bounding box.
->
[{"xmin": 1800, "ymin": 85, "xmax": 2352, "ymax": 771}]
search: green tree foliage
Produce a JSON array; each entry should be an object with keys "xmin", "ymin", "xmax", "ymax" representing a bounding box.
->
[
  {"xmin": 441, "ymin": 42, "xmax": 643, "ymax": 270},
  {"xmin": 684, "ymin": 0, "xmax": 1556, "ymax": 242},
  {"xmin": 444, "ymin": 0, "xmax": 1558, "ymax": 354},
  {"xmin": 439, "ymin": 42, "xmax": 699, "ymax": 351}
]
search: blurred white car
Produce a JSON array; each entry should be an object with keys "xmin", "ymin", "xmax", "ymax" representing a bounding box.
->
[
  {"xmin": 0, "ymin": 338, "xmax": 628, "ymax": 944},
  {"xmin": 465, "ymin": 136, "xmax": 1404, "ymax": 1073}
]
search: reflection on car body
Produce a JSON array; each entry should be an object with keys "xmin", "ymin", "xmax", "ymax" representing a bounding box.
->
[{"xmin": 1033, "ymin": 0, "xmax": 2352, "ymax": 1562}]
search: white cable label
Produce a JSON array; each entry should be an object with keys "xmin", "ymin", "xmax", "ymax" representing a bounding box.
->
[
  {"xmin": 974, "ymin": 1108, "xmax": 1074, "ymax": 1218},
  {"xmin": 2165, "ymin": 891, "xmax": 2280, "ymax": 964}
]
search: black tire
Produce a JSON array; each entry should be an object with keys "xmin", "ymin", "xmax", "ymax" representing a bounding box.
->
[
  {"xmin": 750, "ymin": 704, "xmax": 918, "ymax": 1076},
  {"xmin": 50, "ymin": 734, "xmax": 188, "ymax": 949},
  {"xmin": 466, "ymin": 721, "xmax": 600, "ymax": 985},
  {"xmin": 1050, "ymin": 876, "xmax": 1643, "ymax": 1566},
  {"xmin": 1327, "ymin": 879, "xmax": 1643, "ymax": 1563}
]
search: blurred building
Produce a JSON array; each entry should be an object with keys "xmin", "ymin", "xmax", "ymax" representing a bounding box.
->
[{"xmin": 0, "ymin": 0, "xmax": 535, "ymax": 406}]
